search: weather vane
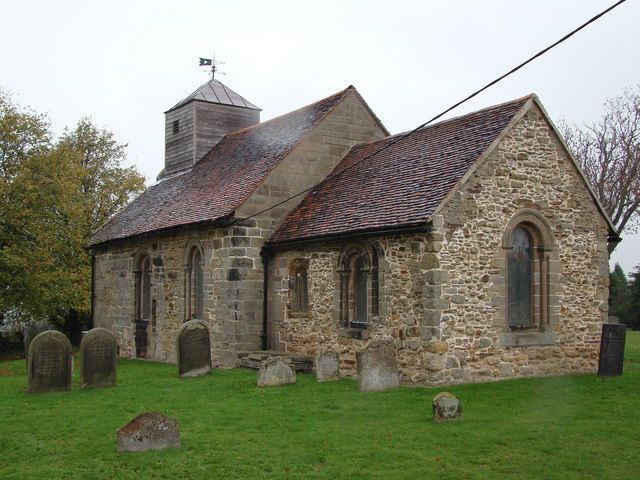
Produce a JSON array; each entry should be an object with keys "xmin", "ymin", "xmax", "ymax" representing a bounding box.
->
[{"xmin": 199, "ymin": 54, "xmax": 225, "ymax": 80}]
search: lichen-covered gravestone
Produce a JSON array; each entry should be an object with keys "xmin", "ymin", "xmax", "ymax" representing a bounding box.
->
[
  {"xmin": 27, "ymin": 330, "xmax": 72, "ymax": 394},
  {"xmin": 80, "ymin": 328, "xmax": 117, "ymax": 388},
  {"xmin": 432, "ymin": 392, "xmax": 463, "ymax": 423},
  {"xmin": 116, "ymin": 412, "xmax": 180, "ymax": 453},
  {"xmin": 176, "ymin": 320, "xmax": 212, "ymax": 378},
  {"xmin": 257, "ymin": 357, "xmax": 296, "ymax": 387},
  {"xmin": 356, "ymin": 340, "xmax": 399, "ymax": 392},
  {"xmin": 315, "ymin": 352, "xmax": 340, "ymax": 382}
]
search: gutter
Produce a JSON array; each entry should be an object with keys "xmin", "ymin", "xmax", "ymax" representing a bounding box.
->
[{"xmin": 263, "ymin": 222, "xmax": 432, "ymax": 251}]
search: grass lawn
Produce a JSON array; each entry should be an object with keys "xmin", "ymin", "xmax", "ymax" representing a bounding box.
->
[{"xmin": 1, "ymin": 334, "xmax": 639, "ymax": 480}]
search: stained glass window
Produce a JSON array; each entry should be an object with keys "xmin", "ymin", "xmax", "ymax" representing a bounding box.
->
[{"xmin": 508, "ymin": 227, "xmax": 532, "ymax": 327}]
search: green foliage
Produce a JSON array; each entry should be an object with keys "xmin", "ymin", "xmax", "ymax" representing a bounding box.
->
[
  {"xmin": 609, "ymin": 263, "xmax": 631, "ymax": 325},
  {"xmin": 628, "ymin": 264, "xmax": 640, "ymax": 330},
  {"xmin": 0, "ymin": 91, "xmax": 145, "ymax": 324},
  {"xmin": 0, "ymin": 332, "xmax": 639, "ymax": 479}
]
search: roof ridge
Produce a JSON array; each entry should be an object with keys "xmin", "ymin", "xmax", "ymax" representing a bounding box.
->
[
  {"xmin": 216, "ymin": 86, "xmax": 353, "ymax": 139},
  {"xmin": 350, "ymin": 93, "xmax": 534, "ymax": 151}
]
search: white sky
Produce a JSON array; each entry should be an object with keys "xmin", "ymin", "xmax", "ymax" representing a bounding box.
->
[{"xmin": 1, "ymin": 0, "xmax": 638, "ymax": 274}]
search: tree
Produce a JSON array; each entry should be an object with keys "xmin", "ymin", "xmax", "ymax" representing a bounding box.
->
[
  {"xmin": 58, "ymin": 118, "xmax": 145, "ymax": 233},
  {"xmin": 0, "ymin": 91, "xmax": 50, "ymax": 185},
  {"xmin": 562, "ymin": 86, "xmax": 640, "ymax": 251},
  {"xmin": 0, "ymin": 142, "xmax": 88, "ymax": 321},
  {"xmin": 608, "ymin": 263, "xmax": 631, "ymax": 325},
  {"xmin": 0, "ymin": 91, "xmax": 145, "ymax": 327}
]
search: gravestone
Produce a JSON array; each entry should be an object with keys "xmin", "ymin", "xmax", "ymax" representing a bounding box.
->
[
  {"xmin": 597, "ymin": 323, "xmax": 627, "ymax": 377},
  {"xmin": 80, "ymin": 328, "xmax": 117, "ymax": 388},
  {"xmin": 432, "ymin": 392, "xmax": 463, "ymax": 423},
  {"xmin": 315, "ymin": 352, "xmax": 340, "ymax": 382},
  {"xmin": 27, "ymin": 330, "xmax": 72, "ymax": 394},
  {"xmin": 116, "ymin": 412, "xmax": 180, "ymax": 453},
  {"xmin": 356, "ymin": 340, "xmax": 399, "ymax": 392},
  {"xmin": 257, "ymin": 357, "xmax": 296, "ymax": 387},
  {"xmin": 22, "ymin": 320, "xmax": 52, "ymax": 359},
  {"xmin": 176, "ymin": 320, "xmax": 212, "ymax": 378}
]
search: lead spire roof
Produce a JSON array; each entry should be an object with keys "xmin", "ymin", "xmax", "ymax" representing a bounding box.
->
[{"xmin": 166, "ymin": 78, "xmax": 261, "ymax": 113}]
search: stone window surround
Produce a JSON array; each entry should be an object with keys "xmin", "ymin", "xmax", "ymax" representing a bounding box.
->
[
  {"xmin": 337, "ymin": 243, "xmax": 380, "ymax": 333},
  {"xmin": 497, "ymin": 209, "xmax": 559, "ymax": 347},
  {"xmin": 133, "ymin": 250, "xmax": 153, "ymax": 323},
  {"xmin": 184, "ymin": 240, "xmax": 205, "ymax": 322}
]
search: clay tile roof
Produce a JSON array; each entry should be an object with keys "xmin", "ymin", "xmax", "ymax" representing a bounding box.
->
[
  {"xmin": 268, "ymin": 95, "xmax": 531, "ymax": 244},
  {"xmin": 89, "ymin": 87, "xmax": 353, "ymax": 247},
  {"xmin": 167, "ymin": 79, "xmax": 260, "ymax": 112}
]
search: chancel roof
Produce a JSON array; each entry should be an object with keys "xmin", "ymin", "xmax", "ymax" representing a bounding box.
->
[{"xmin": 268, "ymin": 96, "xmax": 532, "ymax": 244}]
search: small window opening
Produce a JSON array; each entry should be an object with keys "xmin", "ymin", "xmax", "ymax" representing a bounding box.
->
[
  {"xmin": 172, "ymin": 119, "xmax": 180, "ymax": 134},
  {"xmin": 289, "ymin": 259, "xmax": 309, "ymax": 314}
]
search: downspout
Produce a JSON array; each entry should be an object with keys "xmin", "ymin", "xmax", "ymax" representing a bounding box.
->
[
  {"xmin": 90, "ymin": 251, "xmax": 96, "ymax": 329},
  {"xmin": 260, "ymin": 247, "xmax": 270, "ymax": 351}
]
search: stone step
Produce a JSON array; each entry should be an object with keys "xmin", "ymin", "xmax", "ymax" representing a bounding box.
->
[{"xmin": 237, "ymin": 350, "xmax": 314, "ymax": 373}]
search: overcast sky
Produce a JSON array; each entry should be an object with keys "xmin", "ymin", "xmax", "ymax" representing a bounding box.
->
[{"xmin": 1, "ymin": 0, "xmax": 638, "ymax": 273}]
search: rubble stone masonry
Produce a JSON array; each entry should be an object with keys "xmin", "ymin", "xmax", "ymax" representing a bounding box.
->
[{"xmin": 269, "ymin": 105, "xmax": 610, "ymax": 384}]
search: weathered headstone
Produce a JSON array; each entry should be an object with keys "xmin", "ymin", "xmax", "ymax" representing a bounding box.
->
[
  {"xmin": 598, "ymin": 323, "xmax": 627, "ymax": 377},
  {"xmin": 22, "ymin": 320, "xmax": 52, "ymax": 359},
  {"xmin": 315, "ymin": 352, "xmax": 340, "ymax": 382},
  {"xmin": 116, "ymin": 412, "xmax": 180, "ymax": 453},
  {"xmin": 257, "ymin": 357, "xmax": 296, "ymax": 387},
  {"xmin": 607, "ymin": 315, "xmax": 620, "ymax": 324},
  {"xmin": 432, "ymin": 392, "xmax": 463, "ymax": 423},
  {"xmin": 176, "ymin": 320, "xmax": 212, "ymax": 378},
  {"xmin": 356, "ymin": 340, "xmax": 399, "ymax": 392},
  {"xmin": 80, "ymin": 328, "xmax": 117, "ymax": 388},
  {"xmin": 27, "ymin": 330, "xmax": 72, "ymax": 394}
]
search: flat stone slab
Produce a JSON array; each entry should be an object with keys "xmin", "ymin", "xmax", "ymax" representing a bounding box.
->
[
  {"xmin": 257, "ymin": 357, "xmax": 296, "ymax": 387},
  {"xmin": 80, "ymin": 328, "xmax": 117, "ymax": 388},
  {"xmin": 315, "ymin": 352, "xmax": 340, "ymax": 382},
  {"xmin": 27, "ymin": 330, "xmax": 72, "ymax": 394},
  {"xmin": 176, "ymin": 320, "xmax": 212, "ymax": 378},
  {"xmin": 357, "ymin": 340, "xmax": 399, "ymax": 392},
  {"xmin": 432, "ymin": 392, "xmax": 463, "ymax": 423},
  {"xmin": 116, "ymin": 412, "xmax": 180, "ymax": 453}
]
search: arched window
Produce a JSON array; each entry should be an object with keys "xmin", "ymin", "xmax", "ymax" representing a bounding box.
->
[
  {"xmin": 134, "ymin": 253, "xmax": 152, "ymax": 358},
  {"xmin": 135, "ymin": 254, "xmax": 152, "ymax": 321},
  {"xmin": 507, "ymin": 227, "xmax": 533, "ymax": 327},
  {"xmin": 185, "ymin": 245, "xmax": 204, "ymax": 320},
  {"xmin": 338, "ymin": 245, "xmax": 379, "ymax": 329},
  {"xmin": 503, "ymin": 212, "xmax": 555, "ymax": 331}
]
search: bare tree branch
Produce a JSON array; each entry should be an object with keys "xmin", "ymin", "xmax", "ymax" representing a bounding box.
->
[{"xmin": 561, "ymin": 86, "xmax": 640, "ymax": 252}]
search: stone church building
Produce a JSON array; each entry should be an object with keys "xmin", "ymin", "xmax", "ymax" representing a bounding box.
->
[{"xmin": 89, "ymin": 79, "xmax": 617, "ymax": 385}]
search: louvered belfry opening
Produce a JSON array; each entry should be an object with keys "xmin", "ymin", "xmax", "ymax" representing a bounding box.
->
[{"xmin": 163, "ymin": 79, "xmax": 261, "ymax": 177}]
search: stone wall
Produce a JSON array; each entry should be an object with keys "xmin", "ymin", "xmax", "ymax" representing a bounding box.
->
[
  {"xmin": 93, "ymin": 89, "xmax": 387, "ymax": 366},
  {"xmin": 268, "ymin": 103, "xmax": 611, "ymax": 385}
]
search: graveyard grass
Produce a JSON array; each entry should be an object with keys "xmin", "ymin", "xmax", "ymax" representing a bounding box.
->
[{"xmin": 1, "ymin": 334, "xmax": 639, "ymax": 480}]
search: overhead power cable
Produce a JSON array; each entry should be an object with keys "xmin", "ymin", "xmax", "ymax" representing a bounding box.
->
[{"xmin": 236, "ymin": 0, "xmax": 628, "ymax": 224}]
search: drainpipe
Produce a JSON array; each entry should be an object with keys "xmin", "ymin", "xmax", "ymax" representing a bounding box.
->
[
  {"xmin": 90, "ymin": 252, "xmax": 96, "ymax": 329},
  {"xmin": 260, "ymin": 247, "xmax": 270, "ymax": 351}
]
